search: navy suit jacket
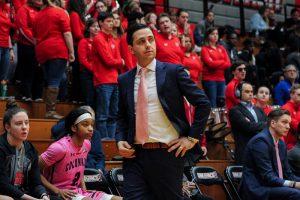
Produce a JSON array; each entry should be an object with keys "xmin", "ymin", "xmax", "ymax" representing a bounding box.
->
[
  {"xmin": 229, "ymin": 103, "xmax": 267, "ymax": 163},
  {"xmin": 240, "ymin": 128, "xmax": 300, "ymax": 200},
  {"xmin": 116, "ymin": 60, "xmax": 211, "ymax": 144}
]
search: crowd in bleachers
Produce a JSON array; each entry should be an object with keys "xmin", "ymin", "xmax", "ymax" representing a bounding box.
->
[{"xmin": 2, "ymin": 0, "xmax": 300, "ymax": 198}]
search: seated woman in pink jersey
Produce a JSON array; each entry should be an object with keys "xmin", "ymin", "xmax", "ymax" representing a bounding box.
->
[{"xmin": 39, "ymin": 108, "xmax": 122, "ymax": 200}]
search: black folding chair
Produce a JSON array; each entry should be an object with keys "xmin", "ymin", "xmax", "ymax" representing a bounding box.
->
[
  {"xmin": 225, "ymin": 166, "xmax": 243, "ymax": 200},
  {"xmin": 109, "ymin": 167, "xmax": 124, "ymax": 196},
  {"xmin": 84, "ymin": 168, "xmax": 113, "ymax": 194},
  {"xmin": 190, "ymin": 166, "xmax": 234, "ymax": 200}
]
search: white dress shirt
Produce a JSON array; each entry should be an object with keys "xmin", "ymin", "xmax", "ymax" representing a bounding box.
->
[{"xmin": 134, "ymin": 59, "xmax": 179, "ymax": 144}]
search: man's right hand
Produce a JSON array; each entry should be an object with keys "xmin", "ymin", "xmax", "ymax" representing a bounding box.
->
[{"xmin": 117, "ymin": 141, "xmax": 135, "ymax": 158}]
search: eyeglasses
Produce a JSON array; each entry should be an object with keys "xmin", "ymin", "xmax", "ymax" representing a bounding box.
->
[
  {"xmin": 237, "ymin": 67, "xmax": 246, "ymax": 72},
  {"xmin": 96, "ymin": 5, "xmax": 104, "ymax": 8}
]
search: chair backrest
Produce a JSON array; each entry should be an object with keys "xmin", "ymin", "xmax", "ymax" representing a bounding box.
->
[
  {"xmin": 225, "ymin": 165, "xmax": 243, "ymax": 200},
  {"xmin": 109, "ymin": 167, "xmax": 124, "ymax": 196},
  {"xmin": 191, "ymin": 166, "xmax": 224, "ymax": 186},
  {"xmin": 84, "ymin": 168, "xmax": 113, "ymax": 194},
  {"xmin": 191, "ymin": 166, "xmax": 235, "ymax": 200}
]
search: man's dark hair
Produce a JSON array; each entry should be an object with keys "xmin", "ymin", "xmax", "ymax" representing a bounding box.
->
[
  {"xmin": 177, "ymin": 9, "xmax": 188, "ymax": 17},
  {"xmin": 267, "ymin": 109, "xmax": 290, "ymax": 126},
  {"xmin": 97, "ymin": 11, "xmax": 114, "ymax": 22},
  {"xmin": 126, "ymin": 23, "xmax": 149, "ymax": 45},
  {"xmin": 231, "ymin": 60, "xmax": 246, "ymax": 72},
  {"xmin": 157, "ymin": 12, "xmax": 170, "ymax": 23},
  {"xmin": 127, "ymin": 11, "xmax": 144, "ymax": 24}
]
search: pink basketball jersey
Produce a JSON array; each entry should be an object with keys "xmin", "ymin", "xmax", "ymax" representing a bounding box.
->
[{"xmin": 41, "ymin": 136, "xmax": 91, "ymax": 190}]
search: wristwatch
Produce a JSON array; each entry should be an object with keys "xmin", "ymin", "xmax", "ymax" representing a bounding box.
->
[{"xmin": 187, "ymin": 136, "xmax": 199, "ymax": 144}]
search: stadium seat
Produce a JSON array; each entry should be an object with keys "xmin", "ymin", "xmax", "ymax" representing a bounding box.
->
[
  {"xmin": 225, "ymin": 165, "xmax": 243, "ymax": 200},
  {"xmin": 109, "ymin": 167, "xmax": 124, "ymax": 196},
  {"xmin": 190, "ymin": 166, "xmax": 234, "ymax": 200},
  {"xmin": 84, "ymin": 168, "xmax": 113, "ymax": 194}
]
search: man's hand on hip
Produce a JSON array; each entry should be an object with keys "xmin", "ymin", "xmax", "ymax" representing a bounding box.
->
[
  {"xmin": 167, "ymin": 137, "xmax": 197, "ymax": 157},
  {"xmin": 117, "ymin": 141, "xmax": 136, "ymax": 158}
]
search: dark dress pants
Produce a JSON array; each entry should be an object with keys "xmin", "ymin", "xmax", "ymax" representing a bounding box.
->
[{"xmin": 123, "ymin": 147, "xmax": 184, "ymax": 200}]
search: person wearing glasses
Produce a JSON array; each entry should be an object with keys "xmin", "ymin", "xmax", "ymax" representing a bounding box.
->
[
  {"xmin": 274, "ymin": 64, "xmax": 298, "ymax": 106},
  {"xmin": 225, "ymin": 60, "xmax": 247, "ymax": 111}
]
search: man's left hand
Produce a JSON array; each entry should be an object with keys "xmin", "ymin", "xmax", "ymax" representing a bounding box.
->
[{"xmin": 168, "ymin": 137, "xmax": 197, "ymax": 157}]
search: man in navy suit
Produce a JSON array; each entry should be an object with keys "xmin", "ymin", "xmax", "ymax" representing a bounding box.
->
[
  {"xmin": 229, "ymin": 82, "xmax": 267, "ymax": 164},
  {"xmin": 240, "ymin": 109, "xmax": 300, "ymax": 200},
  {"xmin": 116, "ymin": 23, "xmax": 211, "ymax": 200}
]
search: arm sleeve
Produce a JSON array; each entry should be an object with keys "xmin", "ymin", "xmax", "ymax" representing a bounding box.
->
[
  {"xmin": 116, "ymin": 76, "xmax": 129, "ymax": 142},
  {"xmin": 93, "ymin": 36, "xmax": 123, "ymax": 69},
  {"xmin": 229, "ymin": 107, "xmax": 266, "ymax": 136},
  {"xmin": 28, "ymin": 145, "xmax": 47, "ymax": 197},
  {"xmin": 0, "ymin": 148, "xmax": 25, "ymax": 198},
  {"xmin": 176, "ymin": 66, "xmax": 211, "ymax": 140},
  {"xmin": 78, "ymin": 39, "xmax": 93, "ymax": 72},
  {"xmin": 70, "ymin": 12, "xmax": 84, "ymax": 42},
  {"xmin": 40, "ymin": 142, "xmax": 66, "ymax": 167},
  {"xmin": 251, "ymin": 139, "xmax": 285, "ymax": 186},
  {"xmin": 86, "ymin": 131, "xmax": 105, "ymax": 172},
  {"xmin": 15, "ymin": 7, "xmax": 34, "ymax": 44},
  {"xmin": 201, "ymin": 47, "xmax": 227, "ymax": 69},
  {"xmin": 59, "ymin": 9, "xmax": 71, "ymax": 33}
]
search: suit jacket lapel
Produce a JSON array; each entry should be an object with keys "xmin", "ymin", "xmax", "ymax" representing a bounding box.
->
[
  {"xmin": 155, "ymin": 61, "xmax": 166, "ymax": 97},
  {"xmin": 127, "ymin": 68, "xmax": 137, "ymax": 115},
  {"xmin": 265, "ymin": 130, "xmax": 280, "ymax": 176}
]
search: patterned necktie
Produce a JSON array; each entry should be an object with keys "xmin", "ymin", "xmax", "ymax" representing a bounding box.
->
[
  {"xmin": 275, "ymin": 141, "xmax": 283, "ymax": 179},
  {"xmin": 135, "ymin": 68, "xmax": 149, "ymax": 144}
]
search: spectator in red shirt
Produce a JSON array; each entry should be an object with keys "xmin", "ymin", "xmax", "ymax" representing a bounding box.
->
[
  {"xmin": 176, "ymin": 9, "xmax": 195, "ymax": 38},
  {"xmin": 33, "ymin": 0, "xmax": 74, "ymax": 119},
  {"xmin": 282, "ymin": 84, "xmax": 300, "ymax": 150},
  {"xmin": 145, "ymin": 12, "xmax": 157, "ymax": 31},
  {"xmin": 201, "ymin": 27, "xmax": 231, "ymax": 108},
  {"xmin": 93, "ymin": 12, "xmax": 124, "ymax": 139},
  {"xmin": 154, "ymin": 13, "xmax": 184, "ymax": 65},
  {"xmin": 112, "ymin": 12, "xmax": 124, "ymax": 38},
  {"xmin": 0, "ymin": 0, "xmax": 15, "ymax": 98},
  {"xmin": 69, "ymin": 0, "xmax": 86, "ymax": 102},
  {"xmin": 225, "ymin": 60, "xmax": 246, "ymax": 111},
  {"xmin": 15, "ymin": 0, "xmax": 43, "ymax": 101},
  {"xmin": 254, "ymin": 86, "xmax": 273, "ymax": 115},
  {"xmin": 78, "ymin": 18, "xmax": 99, "ymax": 109},
  {"xmin": 92, "ymin": 0, "xmax": 107, "ymax": 19},
  {"xmin": 181, "ymin": 34, "xmax": 203, "ymax": 88}
]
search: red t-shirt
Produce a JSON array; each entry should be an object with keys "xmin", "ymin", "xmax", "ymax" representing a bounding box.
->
[
  {"xmin": 225, "ymin": 78, "xmax": 240, "ymax": 111},
  {"xmin": 176, "ymin": 22, "xmax": 195, "ymax": 37},
  {"xmin": 70, "ymin": 11, "xmax": 84, "ymax": 46},
  {"xmin": 12, "ymin": 0, "xmax": 27, "ymax": 11},
  {"xmin": 154, "ymin": 30, "xmax": 184, "ymax": 65},
  {"xmin": 201, "ymin": 45, "xmax": 231, "ymax": 81},
  {"xmin": 92, "ymin": 31, "xmax": 122, "ymax": 86},
  {"xmin": 182, "ymin": 52, "xmax": 202, "ymax": 84},
  {"xmin": 15, "ymin": 4, "xmax": 39, "ymax": 46},
  {"xmin": 0, "ymin": 3, "xmax": 14, "ymax": 48},
  {"xmin": 282, "ymin": 100, "xmax": 300, "ymax": 150},
  {"xmin": 119, "ymin": 33, "xmax": 136, "ymax": 73},
  {"xmin": 33, "ymin": 6, "xmax": 71, "ymax": 64},
  {"xmin": 78, "ymin": 38, "xmax": 93, "ymax": 72}
]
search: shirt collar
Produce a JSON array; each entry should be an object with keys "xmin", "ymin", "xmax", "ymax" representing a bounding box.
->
[
  {"xmin": 137, "ymin": 59, "xmax": 156, "ymax": 74},
  {"xmin": 241, "ymin": 101, "xmax": 253, "ymax": 108}
]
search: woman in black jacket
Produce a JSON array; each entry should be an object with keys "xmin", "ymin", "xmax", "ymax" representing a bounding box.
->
[{"xmin": 0, "ymin": 101, "xmax": 50, "ymax": 200}]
